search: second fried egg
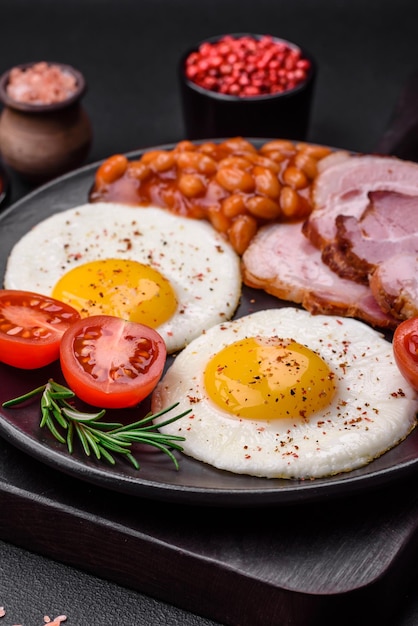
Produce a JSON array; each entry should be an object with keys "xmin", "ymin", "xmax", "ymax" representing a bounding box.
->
[
  {"xmin": 3, "ymin": 203, "xmax": 242, "ymax": 353},
  {"xmin": 151, "ymin": 308, "xmax": 418, "ymax": 479}
]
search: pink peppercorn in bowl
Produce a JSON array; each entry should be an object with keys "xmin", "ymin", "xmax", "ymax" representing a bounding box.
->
[{"xmin": 179, "ymin": 33, "xmax": 316, "ymax": 141}]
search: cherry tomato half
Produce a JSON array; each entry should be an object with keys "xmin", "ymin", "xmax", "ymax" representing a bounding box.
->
[
  {"xmin": 0, "ymin": 290, "xmax": 81, "ymax": 369},
  {"xmin": 393, "ymin": 317, "xmax": 418, "ymax": 391},
  {"xmin": 60, "ymin": 315, "xmax": 167, "ymax": 408}
]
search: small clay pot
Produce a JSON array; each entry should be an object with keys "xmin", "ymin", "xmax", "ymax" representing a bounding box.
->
[{"xmin": 0, "ymin": 62, "xmax": 93, "ymax": 184}]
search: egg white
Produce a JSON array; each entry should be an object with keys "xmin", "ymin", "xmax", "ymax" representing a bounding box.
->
[
  {"xmin": 151, "ymin": 308, "xmax": 418, "ymax": 479},
  {"xmin": 3, "ymin": 203, "xmax": 242, "ymax": 353}
]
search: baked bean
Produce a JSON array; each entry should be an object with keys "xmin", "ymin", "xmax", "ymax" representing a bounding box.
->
[
  {"xmin": 90, "ymin": 138, "xmax": 332, "ymax": 254},
  {"xmin": 186, "ymin": 204, "xmax": 207, "ymax": 220},
  {"xmin": 294, "ymin": 196, "xmax": 312, "ymax": 220},
  {"xmin": 258, "ymin": 149, "xmax": 287, "ymax": 164},
  {"xmin": 149, "ymin": 151, "xmax": 177, "ymax": 172},
  {"xmin": 282, "ymin": 165, "xmax": 309, "ymax": 190},
  {"xmin": 160, "ymin": 186, "xmax": 177, "ymax": 209},
  {"xmin": 221, "ymin": 194, "xmax": 247, "ymax": 218},
  {"xmin": 252, "ymin": 165, "xmax": 281, "ymax": 198},
  {"xmin": 296, "ymin": 143, "xmax": 332, "ymax": 160},
  {"xmin": 234, "ymin": 150, "xmax": 259, "ymax": 164},
  {"xmin": 127, "ymin": 161, "xmax": 152, "ymax": 182},
  {"xmin": 221, "ymin": 137, "xmax": 257, "ymax": 153},
  {"xmin": 280, "ymin": 186, "xmax": 301, "ymax": 218},
  {"xmin": 208, "ymin": 206, "xmax": 231, "ymax": 233},
  {"xmin": 95, "ymin": 154, "xmax": 128, "ymax": 185},
  {"xmin": 228, "ymin": 214, "xmax": 258, "ymax": 255},
  {"xmin": 141, "ymin": 149, "xmax": 167, "ymax": 165},
  {"xmin": 251, "ymin": 155, "xmax": 281, "ymax": 173},
  {"xmin": 218, "ymin": 156, "xmax": 253, "ymax": 171},
  {"xmin": 260, "ymin": 139, "xmax": 295, "ymax": 154},
  {"xmin": 280, "ymin": 186, "xmax": 312, "ymax": 219},
  {"xmin": 216, "ymin": 167, "xmax": 255, "ymax": 193},
  {"xmin": 293, "ymin": 151, "xmax": 318, "ymax": 180},
  {"xmin": 198, "ymin": 142, "xmax": 221, "ymax": 156},
  {"xmin": 174, "ymin": 140, "xmax": 197, "ymax": 152},
  {"xmin": 245, "ymin": 195, "xmax": 281, "ymax": 220},
  {"xmin": 176, "ymin": 151, "xmax": 217, "ymax": 175},
  {"xmin": 178, "ymin": 173, "xmax": 206, "ymax": 197}
]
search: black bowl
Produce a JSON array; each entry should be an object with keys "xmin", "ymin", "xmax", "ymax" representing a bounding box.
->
[{"xmin": 179, "ymin": 33, "xmax": 317, "ymax": 141}]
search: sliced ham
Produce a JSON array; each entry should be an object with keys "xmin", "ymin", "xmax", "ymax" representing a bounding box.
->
[
  {"xmin": 322, "ymin": 190, "xmax": 418, "ymax": 284},
  {"xmin": 241, "ymin": 220, "xmax": 398, "ymax": 330},
  {"xmin": 303, "ymin": 153, "xmax": 418, "ymax": 250},
  {"xmin": 369, "ymin": 254, "xmax": 418, "ymax": 320}
]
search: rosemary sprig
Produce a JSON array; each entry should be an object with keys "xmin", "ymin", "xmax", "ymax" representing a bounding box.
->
[{"xmin": 2, "ymin": 378, "xmax": 189, "ymax": 470}]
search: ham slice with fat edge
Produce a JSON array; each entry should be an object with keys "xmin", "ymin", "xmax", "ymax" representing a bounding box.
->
[
  {"xmin": 369, "ymin": 254, "xmax": 418, "ymax": 320},
  {"xmin": 241, "ymin": 220, "xmax": 398, "ymax": 330},
  {"xmin": 322, "ymin": 189, "xmax": 418, "ymax": 284},
  {"xmin": 303, "ymin": 152, "xmax": 418, "ymax": 250}
]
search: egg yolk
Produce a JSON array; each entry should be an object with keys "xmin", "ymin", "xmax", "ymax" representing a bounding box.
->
[
  {"xmin": 51, "ymin": 258, "xmax": 177, "ymax": 327},
  {"xmin": 204, "ymin": 336, "xmax": 337, "ymax": 421}
]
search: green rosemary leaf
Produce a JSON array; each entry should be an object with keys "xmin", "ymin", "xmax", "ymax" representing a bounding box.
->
[
  {"xmin": 48, "ymin": 379, "xmax": 75, "ymax": 398},
  {"xmin": 125, "ymin": 452, "xmax": 140, "ymax": 470},
  {"xmin": 40, "ymin": 404, "xmax": 50, "ymax": 428},
  {"xmin": 66, "ymin": 420, "xmax": 74, "ymax": 454},
  {"xmin": 90, "ymin": 430, "xmax": 134, "ymax": 454},
  {"xmin": 62, "ymin": 406, "xmax": 107, "ymax": 423},
  {"xmin": 2, "ymin": 378, "xmax": 190, "ymax": 470},
  {"xmin": 116, "ymin": 431, "xmax": 185, "ymax": 448},
  {"xmin": 109, "ymin": 404, "xmax": 180, "ymax": 432},
  {"xmin": 151, "ymin": 443, "xmax": 180, "ymax": 469},
  {"xmin": 73, "ymin": 422, "xmax": 93, "ymax": 457},
  {"xmin": 80, "ymin": 426, "xmax": 102, "ymax": 460},
  {"xmin": 43, "ymin": 414, "xmax": 66, "ymax": 444},
  {"xmin": 2, "ymin": 384, "xmax": 47, "ymax": 408},
  {"xmin": 40, "ymin": 390, "xmax": 51, "ymax": 410},
  {"xmin": 97, "ymin": 445, "xmax": 117, "ymax": 466},
  {"xmin": 50, "ymin": 401, "xmax": 69, "ymax": 429},
  {"xmin": 81, "ymin": 420, "xmax": 126, "ymax": 431}
]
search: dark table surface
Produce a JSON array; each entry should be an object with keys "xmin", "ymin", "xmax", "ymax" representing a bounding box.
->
[{"xmin": 2, "ymin": 1, "xmax": 418, "ymax": 625}]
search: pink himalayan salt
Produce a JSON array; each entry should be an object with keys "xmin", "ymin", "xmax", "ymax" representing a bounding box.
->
[
  {"xmin": 6, "ymin": 62, "xmax": 77, "ymax": 105},
  {"xmin": 44, "ymin": 616, "xmax": 67, "ymax": 624}
]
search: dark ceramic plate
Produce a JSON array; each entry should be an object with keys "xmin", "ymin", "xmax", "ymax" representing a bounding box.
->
[{"xmin": 1, "ymin": 143, "xmax": 418, "ymax": 508}]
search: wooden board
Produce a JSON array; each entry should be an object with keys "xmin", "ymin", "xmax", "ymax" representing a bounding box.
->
[{"xmin": 1, "ymin": 436, "xmax": 418, "ymax": 626}]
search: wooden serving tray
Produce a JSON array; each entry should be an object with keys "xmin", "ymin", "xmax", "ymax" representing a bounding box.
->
[{"xmin": 1, "ymin": 436, "xmax": 418, "ymax": 626}]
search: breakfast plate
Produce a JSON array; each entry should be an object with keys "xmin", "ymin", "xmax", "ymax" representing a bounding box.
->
[{"xmin": 1, "ymin": 143, "xmax": 418, "ymax": 507}]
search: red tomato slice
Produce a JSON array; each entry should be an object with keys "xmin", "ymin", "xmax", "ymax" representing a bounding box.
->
[
  {"xmin": 60, "ymin": 315, "xmax": 167, "ymax": 408},
  {"xmin": 393, "ymin": 317, "xmax": 418, "ymax": 391},
  {"xmin": 0, "ymin": 290, "xmax": 81, "ymax": 369}
]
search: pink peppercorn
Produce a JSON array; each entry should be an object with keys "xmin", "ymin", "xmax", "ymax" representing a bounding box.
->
[{"xmin": 185, "ymin": 34, "xmax": 311, "ymax": 97}]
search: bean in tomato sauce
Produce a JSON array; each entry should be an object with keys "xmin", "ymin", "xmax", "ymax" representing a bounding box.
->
[{"xmin": 89, "ymin": 137, "xmax": 331, "ymax": 255}]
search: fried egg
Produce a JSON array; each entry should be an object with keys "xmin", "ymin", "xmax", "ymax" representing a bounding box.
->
[
  {"xmin": 151, "ymin": 308, "xmax": 418, "ymax": 479},
  {"xmin": 4, "ymin": 203, "xmax": 242, "ymax": 353}
]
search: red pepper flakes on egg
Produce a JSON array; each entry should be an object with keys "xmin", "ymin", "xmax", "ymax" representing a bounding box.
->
[{"xmin": 184, "ymin": 34, "xmax": 312, "ymax": 97}]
